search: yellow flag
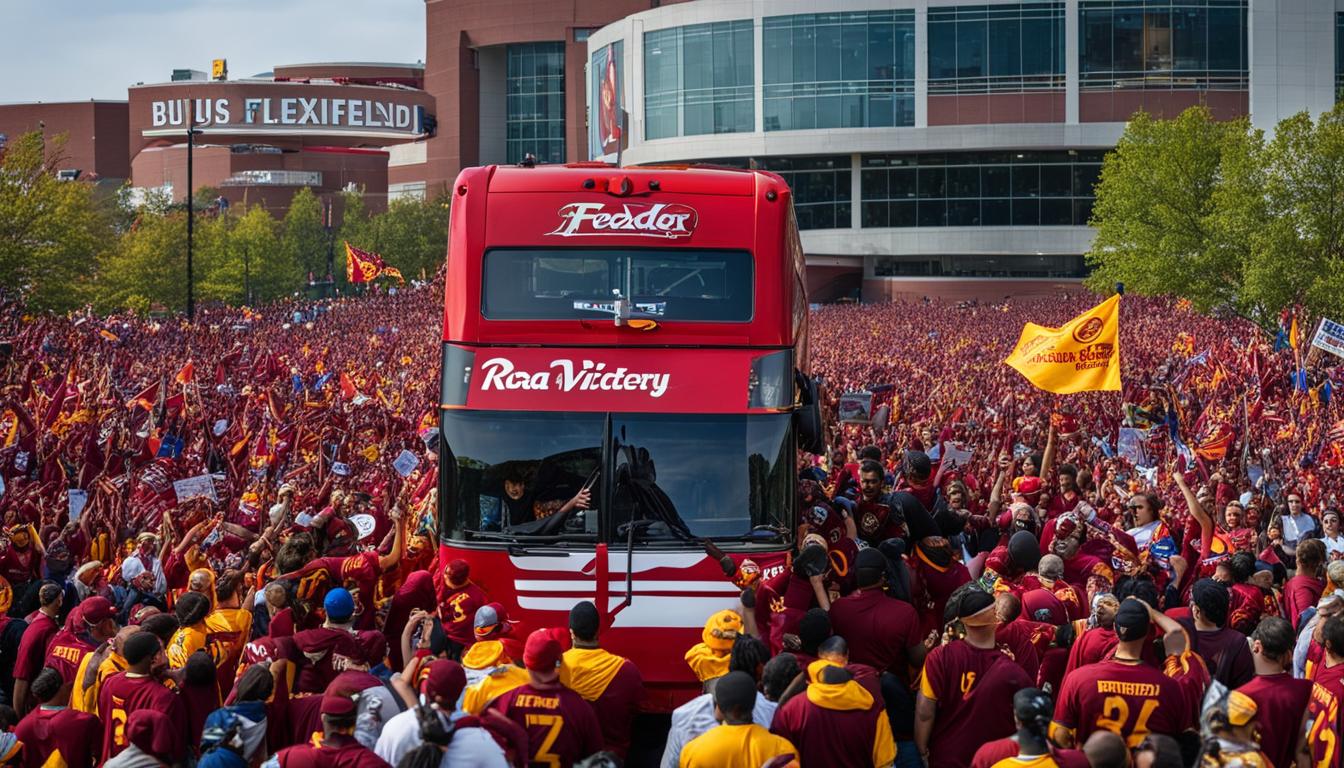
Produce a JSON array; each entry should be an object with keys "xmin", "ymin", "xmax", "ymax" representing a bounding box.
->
[{"xmin": 1004, "ymin": 295, "xmax": 1121, "ymax": 394}]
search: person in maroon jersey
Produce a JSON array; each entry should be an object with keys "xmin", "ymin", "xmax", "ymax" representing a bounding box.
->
[
  {"xmin": 13, "ymin": 667, "xmax": 101, "ymax": 768},
  {"xmin": 828, "ymin": 547, "xmax": 927, "ymax": 681},
  {"xmin": 12, "ymin": 583, "xmax": 62, "ymax": 714},
  {"xmin": 270, "ymin": 689, "xmax": 391, "ymax": 768},
  {"xmin": 914, "ymin": 589, "xmax": 1032, "ymax": 768},
  {"xmin": 486, "ymin": 628, "xmax": 603, "ymax": 768},
  {"xmin": 1063, "ymin": 592, "xmax": 1120, "ymax": 679},
  {"xmin": 1181, "ymin": 578, "xmax": 1254, "ymax": 689},
  {"xmin": 286, "ymin": 588, "xmax": 369, "ymax": 694},
  {"xmin": 1235, "ymin": 616, "xmax": 1312, "ymax": 768},
  {"xmin": 769, "ymin": 654, "xmax": 896, "ymax": 767},
  {"xmin": 1303, "ymin": 615, "xmax": 1344, "ymax": 766},
  {"xmin": 1284, "ymin": 539, "xmax": 1326, "ymax": 631},
  {"xmin": 0, "ymin": 525, "xmax": 44, "ymax": 618},
  {"xmin": 1050, "ymin": 600, "xmax": 1191, "ymax": 749},
  {"xmin": 829, "ymin": 546, "xmax": 931, "ymax": 755},
  {"xmin": 104, "ymin": 710, "xmax": 175, "ymax": 768},
  {"xmin": 970, "ymin": 688, "xmax": 1088, "ymax": 768},
  {"xmin": 278, "ymin": 506, "xmax": 405, "ymax": 631},
  {"xmin": 45, "ymin": 595, "xmax": 117, "ymax": 693},
  {"xmin": 436, "ymin": 559, "xmax": 487, "ymax": 659},
  {"xmin": 98, "ymin": 631, "xmax": 186, "ymax": 764},
  {"xmin": 560, "ymin": 601, "xmax": 644, "ymax": 759}
]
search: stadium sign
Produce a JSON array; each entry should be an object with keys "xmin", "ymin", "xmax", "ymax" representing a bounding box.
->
[{"xmin": 148, "ymin": 96, "xmax": 425, "ymax": 135}]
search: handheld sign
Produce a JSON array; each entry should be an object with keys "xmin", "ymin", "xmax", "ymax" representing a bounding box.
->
[
  {"xmin": 68, "ymin": 489, "xmax": 88, "ymax": 521},
  {"xmin": 392, "ymin": 450, "xmax": 420, "ymax": 478},
  {"xmin": 838, "ymin": 392, "xmax": 873, "ymax": 424},
  {"xmin": 173, "ymin": 474, "xmax": 219, "ymax": 504}
]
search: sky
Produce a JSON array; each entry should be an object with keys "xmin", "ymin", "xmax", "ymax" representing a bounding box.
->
[{"xmin": 0, "ymin": 0, "xmax": 425, "ymax": 104}]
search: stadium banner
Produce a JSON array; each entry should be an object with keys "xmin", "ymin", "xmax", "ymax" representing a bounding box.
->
[
  {"xmin": 1311, "ymin": 318, "xmax": 1344, "ymax": 359},
  {"xmin": 588, "ymin": 41, "xmax": 624, "ymax": 163},
  {"xmin": 1004, "ymin": 295, "xmax": 1122, "ymax": 394}
]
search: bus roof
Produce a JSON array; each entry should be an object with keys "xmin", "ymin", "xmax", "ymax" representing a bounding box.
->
[{"xmin": 442, "ymin": 163, "xmax": 807, "ymax": 350}]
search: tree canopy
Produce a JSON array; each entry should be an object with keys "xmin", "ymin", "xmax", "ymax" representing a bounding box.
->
[
  {"xmin": 1086, "ymin": 103, "xmax": 1344, "ymax": 328},
  {"xmin": 0, "ymin": 132, "xmax": 450, "ymax": 315}
]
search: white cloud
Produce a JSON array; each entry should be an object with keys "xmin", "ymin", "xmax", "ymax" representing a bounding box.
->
[{"xmin": 0, "ymin": 0, "xmax": 425, "ymax": 103}]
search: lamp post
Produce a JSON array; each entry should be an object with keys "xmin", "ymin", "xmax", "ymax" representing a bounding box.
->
[{"xmin": 186, "ymin": 121, "xmax": 203, "ymax": 321}]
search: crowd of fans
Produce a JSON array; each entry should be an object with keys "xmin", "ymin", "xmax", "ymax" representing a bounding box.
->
[{"xmin": 0, "ymin": 283, "xmax": 1340, "ymax": 767}]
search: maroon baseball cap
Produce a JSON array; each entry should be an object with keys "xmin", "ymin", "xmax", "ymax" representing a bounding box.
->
[
  {"xmin": 320, "ymin": 691, "xmax": 358, "ymax": 717},
  {"xmin": 81, "ymin": 596, "xmax": 116, "ymax": 626},
  {"xmin": 523, "ymin": 629, "xmax": 563, "ymax": 672},
  {"xmin": 421, "ymin": 659, "xmax": 468, "ymax": 702}
]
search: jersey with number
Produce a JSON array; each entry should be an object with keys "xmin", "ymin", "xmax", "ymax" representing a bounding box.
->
[
  {"xmin": 919, "ymin": 639, "xmax": 1032, "ymax": 768},
  {"xmin": 96, "ymin": 671, "xmax": 186, "ymax": 764},
  {"xmin": 486, "ymin": 681, "xmax": 603, "ymax": 768},
  {"xmin": 1051, "ymin": 658, "xmax": 1189, "ymax": 748},
  {"xmin": 1306, "ymin": 664, "xmax": 1344, "ymax": 768}
]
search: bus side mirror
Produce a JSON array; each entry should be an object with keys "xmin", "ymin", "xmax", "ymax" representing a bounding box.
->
[{"xmin": 795, "ymin": 371, "xmax": 825, "ymax": 455}]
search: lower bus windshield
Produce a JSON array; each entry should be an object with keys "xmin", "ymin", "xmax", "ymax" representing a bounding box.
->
[{"xmin": 439, "ymin": 411, "xmax": 792, "ymax": 543}]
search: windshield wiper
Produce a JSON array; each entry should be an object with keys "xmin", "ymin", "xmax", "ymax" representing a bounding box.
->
[{"xmin": 708, "ymin": 525, "xmax": 789, "ymax": 544}]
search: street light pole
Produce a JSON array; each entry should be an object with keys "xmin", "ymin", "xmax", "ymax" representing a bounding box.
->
[{"xmin": 186, "ymin": 120, "xmax": 201, "ymax": 321}]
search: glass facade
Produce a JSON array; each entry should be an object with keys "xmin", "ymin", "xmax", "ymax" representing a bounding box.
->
[
  {"xmin": 928, "ymin": 3, "xmax": 1066, "ymax": 94},
  {"xmin": 873, "ymin": 254, "xmax": 1087, "ymax": 277},
  {"xmin": 860, "ymin": 151, "xmax": 1104, "ymax": 228},
  {"xmin": 1337, "ymin": 13, "xmax": 1344, "ymax": 101},
  {"xmin": 1079, "ymin": 0, "xmax": 1248, "ymax": 89},
  {"xmin": 644, "ymin": 20, "xmax": 754, "ymax": 140},
  {"xmin": 762, "ymin": 11, "xmax": 916, "ymax": 130},
  {"xmin": 506, "ymin": 42, "xmax": 565, "ymax": 164},
  {"xmin": 711, "ymin": 156, "xmax": 853, "ymax": 230}
]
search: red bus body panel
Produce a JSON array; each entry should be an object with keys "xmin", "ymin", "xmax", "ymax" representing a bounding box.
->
[{"xmin": 439, "ymin": 164, "xmax": 806, "ymax": 710}]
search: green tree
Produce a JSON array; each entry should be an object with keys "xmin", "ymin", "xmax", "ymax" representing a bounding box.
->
[
  {"xmin": 365, "ymin": 194, "xmax": 450, "ymax": 283},
  {"xmin": 1244, "ymin": 106, "xmax": 1344, "ymax": 323},
  {"xmin": 0, "ymin": 131, "xmax": 111, "ymax": 310},
  {"xmin": 1084, "ymin": 107, "xmax": 1253, "ymax": 314},
  {"xmin": 92, "ymin": 211, "xmax": 187, "ymax": 313},
  {"xmin": 233, "ymin": 206, "xmax": 298, "ymax": 303},
  {"xmin": 162, "ymin": 205, "xmax": 299, "ymax": 308},
  {"xmin": 279, "ymin": 187, "xmax": 329, "ymax": 282}
]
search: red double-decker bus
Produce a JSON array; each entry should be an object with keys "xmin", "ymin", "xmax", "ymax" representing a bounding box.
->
[{"xmin": 437, "ymin": 163, "xmax": 821, "ymax": 709}]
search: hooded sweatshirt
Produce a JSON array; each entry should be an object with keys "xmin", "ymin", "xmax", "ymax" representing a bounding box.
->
[{"xmin": 770, "ymin": 661, "xmax": 896, "ymax": 768}]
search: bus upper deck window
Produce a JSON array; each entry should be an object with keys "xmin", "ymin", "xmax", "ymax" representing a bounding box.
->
[{"xmin": 481, "ymin": 248, "xmax": 754, "ymax": 322}]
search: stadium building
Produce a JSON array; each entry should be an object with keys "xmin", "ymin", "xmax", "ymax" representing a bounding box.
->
[{"xmin": 537, "ymin": 0, "xmax": 1335, "ymax": 301}]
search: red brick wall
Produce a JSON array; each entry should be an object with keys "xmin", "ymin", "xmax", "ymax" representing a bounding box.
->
[
  {"xmin": 927, "ymin": 92, "xmax": 1067, "ymax": 125},
  {"xmin": 422, "ymin": 0, "xmax": 668, "ymax": 193},
  {"xmin": 0, "ymin": 102, "xmax": 130, "ymax": 181},
  {"xmin": 1079, "ymin": 89, "xmax": 1247, "ymax": 122}
]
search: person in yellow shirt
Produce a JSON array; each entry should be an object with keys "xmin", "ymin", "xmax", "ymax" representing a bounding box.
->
[
  {"xmin": 167, "ymin": 591, "xmax": 234, "ymax": 669},
  {"xmin": 679, "ymin": 671, "xmax": 798, "ymax": 768},
  {"xmin": 70, "ymin": 624, "xmax": 136, "ymax": 713},
  {"xmin": 684, "ymin": 610, "xmax": 741, "ymax": 685}
]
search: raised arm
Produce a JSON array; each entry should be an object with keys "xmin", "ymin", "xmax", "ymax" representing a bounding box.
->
[{"xmin": 1040, "ymin": 423, "xmax": 1058, "ymax": 481}]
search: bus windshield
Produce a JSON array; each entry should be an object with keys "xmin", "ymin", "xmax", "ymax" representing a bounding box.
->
[
  {"xmin": 481, "ymin": 248, "xmax": 754, "ymax": 322},
  {"xmin": 440, "ymin": 410, "xmax": 792, "ymax": 544}
]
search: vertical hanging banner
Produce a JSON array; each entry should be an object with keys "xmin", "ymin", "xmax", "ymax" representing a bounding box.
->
[
  {"xmin": 589, "ymin": 41, "xmax": 624, "ymax": 163},
  {"xmin": 1004, "ymin": 295, "xmax": 1122, "ymax": 394}
]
